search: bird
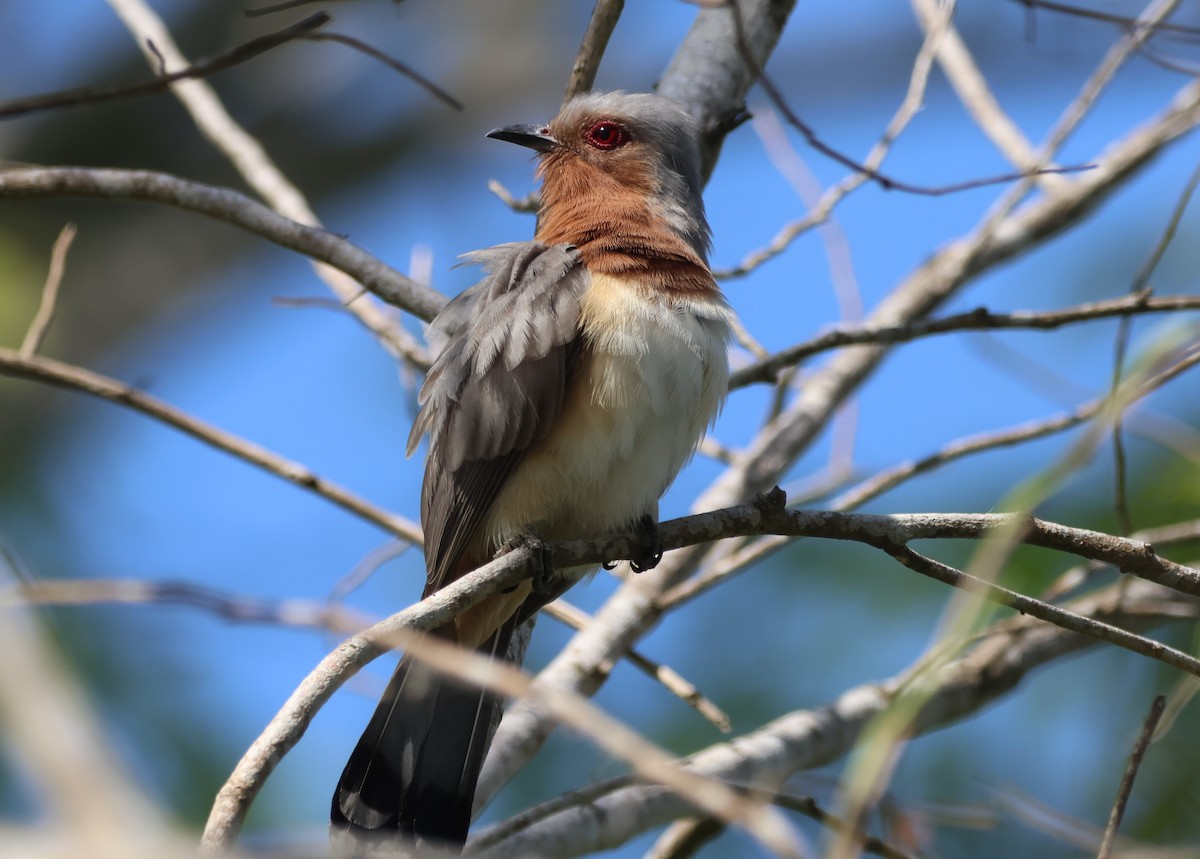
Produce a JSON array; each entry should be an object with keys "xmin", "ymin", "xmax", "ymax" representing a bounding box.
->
[{"xmin": 330, "ymin": 90, "xmax": 732, "ymax": 855}]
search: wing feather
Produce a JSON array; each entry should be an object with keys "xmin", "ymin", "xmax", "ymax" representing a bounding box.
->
[{"xmin": 412, "ymin": 242, "xmax": 588, "ymax": 594}]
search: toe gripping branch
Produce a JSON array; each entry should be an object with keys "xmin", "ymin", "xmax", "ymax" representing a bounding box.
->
[
  {"xmin": 603, "ymin": 514, "xmax": 663, "ymax": 574},
  {"xmin": 496, "ymin": 534, "xmax": 555, "ymax": 595}
]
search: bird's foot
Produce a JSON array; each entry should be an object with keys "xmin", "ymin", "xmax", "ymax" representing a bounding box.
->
[
  {"xmin": 630, "ymin": 514, "xmax": 663, "ymax": 573},
  {"xmin": 603, "ymin": 515, "xmax": 663, "ymax": 573},
  {"xmin": 496, "ymin": 533, "xmax": 555, "ymax": 595}
]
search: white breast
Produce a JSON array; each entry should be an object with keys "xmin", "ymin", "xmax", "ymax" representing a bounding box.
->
[{"xmin": 487, "ymin": 272, "xmax": 731, "ymax": 544}]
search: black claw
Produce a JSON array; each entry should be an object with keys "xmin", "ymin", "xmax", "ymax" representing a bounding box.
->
[
  {"xmin": 602, "ymin": 560, "xmax": 619, "ymax": 570},
  {"xmin": 630, "ymin": 551, "xmax": 662, "ymax": 574},
  {"xmin": 629, "ymin": 514, "xmax": 663, "ymax": 574}
]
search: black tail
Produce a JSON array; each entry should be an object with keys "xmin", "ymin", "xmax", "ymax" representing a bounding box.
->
[{"xmin": 331, "ymin": 626, "xmax": 513, "ymax": 855}]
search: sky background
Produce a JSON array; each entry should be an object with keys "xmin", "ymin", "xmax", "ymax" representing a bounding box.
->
[{"xmin": 2, "ymin": 1, "xmax": 1200, "ymax": 857}]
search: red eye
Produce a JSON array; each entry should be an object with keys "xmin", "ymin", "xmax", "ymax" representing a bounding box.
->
[{"xmin": 583, "ymin": 121, "xmax": 629, "ymax": 150}]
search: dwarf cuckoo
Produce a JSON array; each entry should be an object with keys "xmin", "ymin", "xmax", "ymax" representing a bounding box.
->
[{"xmin": 331, "ymin": 91, "xmax": 731, "ymax": 854}]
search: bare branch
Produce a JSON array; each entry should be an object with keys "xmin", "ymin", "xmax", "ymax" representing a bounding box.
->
[
  {"xmin": 914, "ymin": 0, "xmax": 1055, "ymax": 187},
  {"xmin": 0, "ymin": 166, "xmax": 447, "ymax": 326},
  {"xmin": 886, "ymin": 544, "xmax": 1199, "ymax": 676},
  {"xmin": 645, "ymin": 818, "xmax": 725, "ymax": 859},
  {"xmin": 730, "ymin": 291, "xmax": 1200, "ymax": 388},
  {"xmin": 1009, "ymin": 0, "xmax": 1200, "ymax": 37},
  {"xmin": 1110, "ymin": 157, "xmax": 1200, "ymax": 534},
  {"xmin": 565, "ymin": 0, "xmax": 625, "ymax": 101},
  {"xmin": 201, "ymin": 543, "xmax": 540, "ymax": 850},
  {"xmin": 0, "ymin": 346, "xmax": 423, "ymax": 544},
  {"xmin": 0, "ymin": 13, "xmax": 330, "ymax": 120},
  {"xmin": 472, "ymin": 579, "xmax": 1194, "ymax": 857},
  {"xmin": 106, "ymin": 0, "xmax": 420, "ymax": 363},
  {"xmin": 19, "ymin": 223, "xmax": 77, "ymax": 357},
  {"xmin": 1096, "ymin": 694, "xmax": 1166, "ymax": 859},
  {"xmin": 487, "ymin": 178, "xmax": 541, "ymax": 213},
  {"xmin": 4, "ymin": 577, "xmax": 373, "ymax": 634},
  {"xmin": 244, "ymin": 0, "xmax": 339, "ymax": 17},
  {"xmin": 726, "ymin": 0, "xmax": 1087, "ymax": 197},
  {"xmin": 203, "ymin": 493, "xmax": 1200, "ymax": 849},
  {"xmin": 831, "ymin": 403, "xmax": 1095, "ymax": 511},
  {"xmin": 983, "ymin": 0, "xmax": 1184, "ymax": 230},
  {"xmin": 544, "ymin": 600, "xmax": 732, "ymax": 733},
  {"xmin": 302, "ymin": 32, "xmax": 463, "ymax": 110},
  {"xmin": 201, "ymin": 539, "xmax": 803, "ymax": 857}
]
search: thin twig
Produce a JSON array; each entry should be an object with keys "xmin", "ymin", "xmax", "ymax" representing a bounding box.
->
[
  {"xmin": 487, "ymin": 178, "xmax": 540, "ymax": 213},
  {"xmin": 565, "ymin": 0, "xmax": 625, "ymax": 101},
  {"xmin": 0, "ymin": 166, "xmax": 446, "ymax": 326},
  {"xmin": 206, "ymin": 497, "xmax": 1200, "ymax": 849},
  {"xmin": 327, "ymin": 540, "xmax": 412, "ymax": 605},
  {"xmin": 729, "ymin": 292, "xmax": 1200, "ymax": 388},
  {"xmin": 244, "ymin": 0, "xmax": 336, "ymax": 17},
  {"xmin": 0, "ymin": 346, "xmax": 423, "ymax": 544},
  {"xmin": 0, "ymin": 13, "xmax": 331, "ymax": 120},
  {"xmin": 725, "ymin": 0, "xmax": 1088, "ymax": 197},
  {"xmin": 1138, "ymin": 41, "xmax": 1200, "ymax": 75},
  {"xmin": 645, "ymin": 818, "xmax": 726, "ymax": 859},
  {"xmin": 4, "ymin": 578, "xmax": 374, "ymax": 634},
  {"xmin": 914, "ymin": 0, "xmax": 1053, "ymax": 188},
  {"xmin": 473, "ymin": 579, "xmax": 1194, "ymax": 856},
  {"xmin": 1096, "ymin": 695, "xmax": 1166, "ymax": 859},
  {"xmin": 766, "ymin": 788, "xmax": 917, "ymax": 859},
  {"xmin": 19, "ymin": 223, "xmax": 77, "ymax": 357},
  {"xmin": 1009, "ymin": 0, "xmax": 1200, "ymax": 36},
  {"xmin": 982, "ymin": 0, "xmax": 1183, "ymax": 233},
  {"xmin": 202, "ymin": 540, "xmax": 803, "ymax": 855},
  {"xmin": 302, "ymin": 32, "xmax": 463, "ymax": 110},
  {"xmin": 830, "ymin": 403, "xmax": 1095, "ymax": 511},
  {"xmin": 106, "ymin": 0, "xmax": 420, "ymax": 364},
  {"xmin": 717, "ymin": 0, "xmax": 974, "ymax": 280},
  {"xmin": 545, "ymin": 600, "xmax": 732, "ymax": 732},
  {"xmin": 1110, "ymin": 157, "xmax": 1200, "ymax": 535},
  {"xmin": 466, "ymin": 774, "xmax": 639, "ymax": 851},
  {"xmin": 890, "ymin": 543, "xmax": 1198, "ymax": 670}
]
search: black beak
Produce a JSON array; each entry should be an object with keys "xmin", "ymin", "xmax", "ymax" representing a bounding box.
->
[{"xmin": 486, "ymin": 123, "xmax": 559, "ymax": 153}]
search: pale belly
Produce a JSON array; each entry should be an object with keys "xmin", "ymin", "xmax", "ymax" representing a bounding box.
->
[{"xmin": 484, "ymin": 273, "xmax": 730, "ymax": 546}]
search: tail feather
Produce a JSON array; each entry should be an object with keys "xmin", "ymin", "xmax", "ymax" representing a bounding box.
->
[{"xmin": 331, "ymin": 626, "xmax": 514, "ymax": 854}]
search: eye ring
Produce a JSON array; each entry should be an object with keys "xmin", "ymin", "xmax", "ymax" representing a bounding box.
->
[{"xmin": 583, "ymin": 121, "xmax": 630, "ymax": 151}]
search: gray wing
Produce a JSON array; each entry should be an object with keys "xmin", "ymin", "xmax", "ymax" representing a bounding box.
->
[{"xmin": 409, "ymin": 242, "xmax": 588, "ymax": 594}]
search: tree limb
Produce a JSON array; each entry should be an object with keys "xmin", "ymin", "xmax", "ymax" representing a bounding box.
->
[
  {"xmin": 0, "ymin": 166, "xmax": 446, "ymax": 327},
  {"xmin": 203, "ymin": 496, "xmax": 1200, "ymax": 848},
  {"xmin": 470, "ymin": 579, "xmax": 1195, "ymax": 858}
]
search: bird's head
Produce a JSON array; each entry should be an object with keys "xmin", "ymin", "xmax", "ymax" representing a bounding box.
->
[{"xmin": 488, "ymin": 91, "xmax": 711, "ymax": 262}]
